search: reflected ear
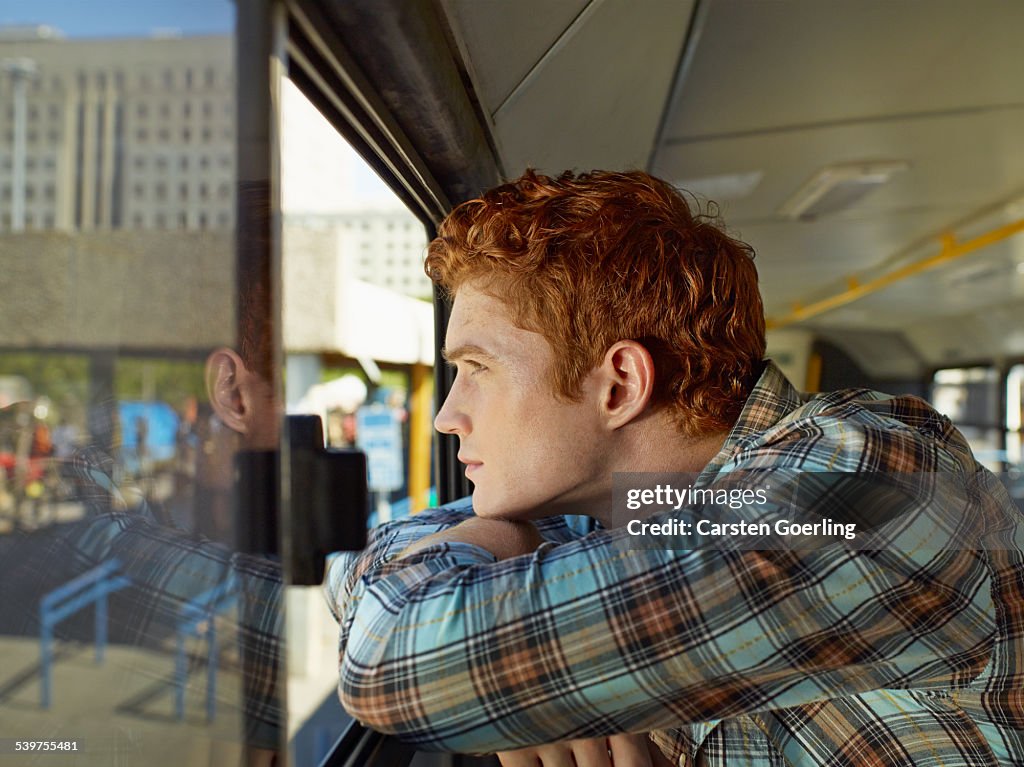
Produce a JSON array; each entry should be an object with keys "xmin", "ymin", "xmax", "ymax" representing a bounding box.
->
[
  {"xmin": 599, "ymin": 341, "xmax": 656, "ymax": 430},
  {"xmin": 205, "ymin": 347, "xmax": 249, "ymax": 434}
]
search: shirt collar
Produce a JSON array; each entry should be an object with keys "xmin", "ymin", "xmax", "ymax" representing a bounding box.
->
[{"xmin": 698, "ymin": 359, "xmax": 805, "ymax": 480}]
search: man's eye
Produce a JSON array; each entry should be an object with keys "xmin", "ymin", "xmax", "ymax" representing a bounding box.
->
[{"xmin": 465, "ymin": 360, "xmax": 487, "ymax": 375}]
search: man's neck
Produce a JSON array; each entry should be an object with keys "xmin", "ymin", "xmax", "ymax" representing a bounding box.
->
[{"xmin": 597, "ymin": 419, "xmax": 730, "ymax": 528}]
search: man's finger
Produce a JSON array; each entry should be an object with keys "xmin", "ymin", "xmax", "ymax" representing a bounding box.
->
[
  {"xmin": 567, "ymin": 737, "xmax": 612, "ymax": 767},
  {"xmin": 606, "ymin": 733, "xmax": 653, "ymax": 767},
  {"xmin": 496, "ymin": 749, "xmax": 540, "ymax": 767}
]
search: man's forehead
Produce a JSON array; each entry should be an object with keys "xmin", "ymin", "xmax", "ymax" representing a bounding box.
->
[{"xmin": 446, "ymin": 286, "xmax": 545, "ymax": 360}]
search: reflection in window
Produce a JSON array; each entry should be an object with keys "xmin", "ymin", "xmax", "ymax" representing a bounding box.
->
[{"xmin": 0, "ymin": 10, "xmax": 277, "ymax": 764}]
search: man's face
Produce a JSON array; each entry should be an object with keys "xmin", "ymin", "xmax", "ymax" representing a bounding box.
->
[{"xmin": 434, "ymin": 284, "xmax": 609, "ymax": 520}]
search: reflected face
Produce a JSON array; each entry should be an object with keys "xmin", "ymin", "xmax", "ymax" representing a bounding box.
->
[{"xmin": 434, "ymin": 284, "xmax": 608, "ymax": 520}]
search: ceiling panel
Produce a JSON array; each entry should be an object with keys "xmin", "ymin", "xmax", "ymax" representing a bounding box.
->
[
  {"xmin": 489, "ymin": 0, "xmax": 696, "ymax": 173},
  {"xmin": 660, "ymin": 0, "xmax": 1024, "ymax": 141},
  {"xmin": 442, "ymin": 0, "xmax": 589, "ymax": 112},
  {"xmin": 655, "ymin": 108, "xmax": 1024, "ymax": 224}
]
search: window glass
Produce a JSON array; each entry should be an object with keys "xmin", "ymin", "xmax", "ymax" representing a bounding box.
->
[
  {"xmin": 0, "ymin": 6, "xmax": 283, "ymax": 764},
  {"xmin": 1006, "ymin": 364, "xmax": 1024, "ymax": 467},
  {"xmin": 931, "ymin": 367, "xmax": 1001, "ymax": 469},
  {"xmin": 279, "ymin": 76, "xmax": 435, "ymax": 765}
]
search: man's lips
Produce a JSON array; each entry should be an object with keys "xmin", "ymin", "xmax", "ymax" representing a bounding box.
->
[{"xmin": 458, "ymin": 455, "xmax": 483, "ymax": 474}]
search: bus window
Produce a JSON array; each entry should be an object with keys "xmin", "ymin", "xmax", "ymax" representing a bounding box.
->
[
  {"xmin": 932, "ymin": 366, "xmax": 1002, "ymax": 470},
  {"xmin": 1007, "ymin": 364, "xmax": 1023, "ymax": 466},
  {"xmin": 0, "ymin": 3, "xmax": 285, "ymax": 765},
  {"xmin": 279, "ymin": 74, "xmax": 435, "ymax": 766}
]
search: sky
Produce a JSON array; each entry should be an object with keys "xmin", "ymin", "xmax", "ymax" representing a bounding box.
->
[{"xmin": 0, "ymin": 0, "xmax": 233, "ymax": 38}]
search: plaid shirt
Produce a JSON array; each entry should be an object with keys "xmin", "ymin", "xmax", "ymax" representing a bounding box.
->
[{"xmin": 326, "ymin": 360, "xmax": 1024, "ymax": 765}]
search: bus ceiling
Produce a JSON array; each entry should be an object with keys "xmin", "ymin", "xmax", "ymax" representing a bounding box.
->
[{"xmin": 286, "ymin": 0, "xmax": 1024, "ymax": 377}]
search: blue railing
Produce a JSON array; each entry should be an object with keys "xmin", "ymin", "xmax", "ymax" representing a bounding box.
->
[
  {"xmin": 39, "ymin": 558, "xmax": 132, "ymax": 708},
  {"xmin": 175, "ymin": 572, "xmax": 239, "ymax": 722}
]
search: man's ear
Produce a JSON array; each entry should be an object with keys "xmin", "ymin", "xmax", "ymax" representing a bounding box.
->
[
  {"xmin": 205, "ymin": 347, "xmax": 250, "ymax": 435},
  {"xmin": 598, "ymin": 340, "xmax": 656, "ymax": 430}
]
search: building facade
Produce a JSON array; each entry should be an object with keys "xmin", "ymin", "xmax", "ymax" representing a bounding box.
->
[{"xmin": 0, "ymin": 27, "xmax": 234, "ymax": 233}]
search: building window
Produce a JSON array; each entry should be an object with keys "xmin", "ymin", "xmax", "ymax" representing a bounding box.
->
[
  {"xmin": 179, "ymin": 183, "xmax": 188, "ymax": 201},
  {"xmin": 155, "ymin": 182, "xmax": 167, "ymax": 201}
]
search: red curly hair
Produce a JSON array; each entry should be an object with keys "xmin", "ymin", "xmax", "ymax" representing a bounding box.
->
[{"xmin": 425, "ymin": 169, "xmax": 766, "ymax": 436}]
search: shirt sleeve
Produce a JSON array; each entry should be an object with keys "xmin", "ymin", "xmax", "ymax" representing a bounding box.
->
[
  {"xmin": 71, "ymin": 514, "xmax": 285, "ymax": 750},
  {"xmin": 332, "ymin": 435, "xmax": 1000, "ymax": 755}
]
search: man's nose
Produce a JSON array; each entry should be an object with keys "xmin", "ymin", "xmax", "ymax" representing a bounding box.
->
[{"xmin": 433, "ymin": 392, "xmax": 468, "ymax": 436}]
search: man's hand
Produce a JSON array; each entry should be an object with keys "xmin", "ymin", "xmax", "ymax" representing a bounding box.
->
[
  {"xmin": 496, "ymin": 733, "xmax": 665, "ymax": 766},
  {"xmin": 398, "ymin": 516, "xmax": 544, "ymax": 561}
]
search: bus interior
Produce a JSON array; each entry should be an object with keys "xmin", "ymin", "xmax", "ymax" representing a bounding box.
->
[{"xmin": 0, "ymin": 1, "xmax": 1022, "ymax": 766}]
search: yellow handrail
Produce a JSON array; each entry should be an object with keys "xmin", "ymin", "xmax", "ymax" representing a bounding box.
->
[{"xmin": 766, "ymin": 218, "xmax": 1024, "ymax": 329}]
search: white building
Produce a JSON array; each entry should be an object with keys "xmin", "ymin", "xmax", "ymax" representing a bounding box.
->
[
  {"xmin": 0, "ymin": 27, "xmax": 234, "ymax": 232},
  {"xmin": 286, "ymin": 210, "xmax": 432, "ymax": 300}
]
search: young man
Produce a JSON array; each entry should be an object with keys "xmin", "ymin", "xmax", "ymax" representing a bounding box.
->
[{"xmin": 326, "ymin": 170, "xmax": 1024, "ymax": 766}]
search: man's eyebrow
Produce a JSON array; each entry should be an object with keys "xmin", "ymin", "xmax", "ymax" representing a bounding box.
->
[{"xmin": 441, "ymin": 344, "xmax": 499, "ymax": 364}]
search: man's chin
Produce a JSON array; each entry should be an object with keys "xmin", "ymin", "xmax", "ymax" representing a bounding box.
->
[{"xmin": 470, "ymin": 491, "xmax": 534, "ymax": 521}]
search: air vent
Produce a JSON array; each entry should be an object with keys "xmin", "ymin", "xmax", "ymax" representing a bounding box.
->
[{"xmin": 779, "ymin": 161, "xmax": 909, "ymax": 220}]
